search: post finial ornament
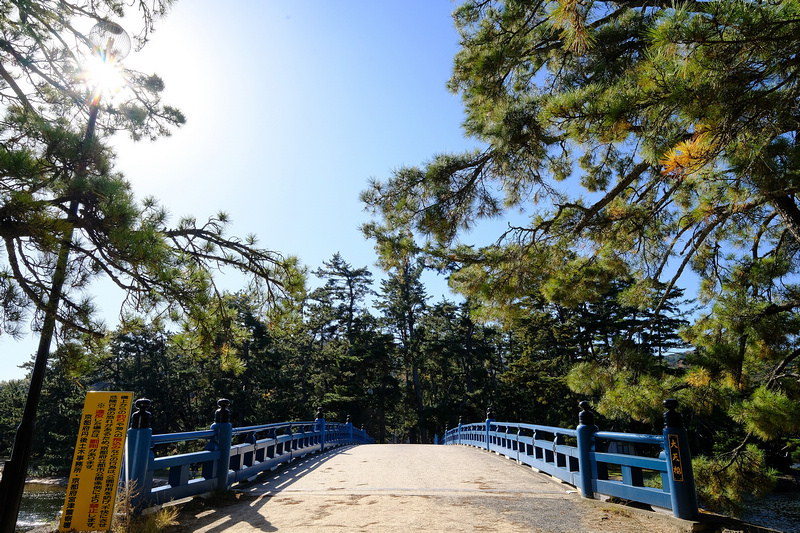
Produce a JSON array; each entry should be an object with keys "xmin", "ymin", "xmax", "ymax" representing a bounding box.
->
[
  {"xmin": 663, "ymin": 398, "xmax": 682, "ymax": 428},
  {"xmin": 578, "ymin": 400, "xmax": 595, "ymax": 426},
  {"xmin": 215, "ymin": 399, "xmax": 231, "ymax": 424},
  {"xmin": 130, "ymin": 398, "xmax": 152, "ymax": 429}
]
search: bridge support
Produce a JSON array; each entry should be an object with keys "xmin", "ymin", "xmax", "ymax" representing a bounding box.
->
[
  {"xmin": 662, "ymin": 399, "xmax": 698, "ymax": 520},
  {"xmin": 209, "ymin": 399, "xmax": 233, "ymax": 493},
  {"xmin": 316, "ymin": 407, "xmax": 326, "ymax": 451},
  {"xmin": 575, "ymin": 401, "xmax": 597, "ymax": 499},
  {"xmin": 126, "ymin": 399, "xmax": 154, "ymax": 509},
  {"xmin": 347, "ymin": 415, "xmax": 353, "ymax": 443},
  {"xmin": 485, "ymin": 407, "xmax": 495, "ymax": 451}
]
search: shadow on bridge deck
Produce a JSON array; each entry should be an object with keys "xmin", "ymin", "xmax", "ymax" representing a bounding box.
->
[{"xmin": 168, "ymin": 444, "xmax": 703, "ymax": 533}]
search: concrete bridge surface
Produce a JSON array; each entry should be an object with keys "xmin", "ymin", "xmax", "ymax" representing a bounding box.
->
[{"xmin": 169, "ymin": 444, "xmax": 704, "ymax": 533}]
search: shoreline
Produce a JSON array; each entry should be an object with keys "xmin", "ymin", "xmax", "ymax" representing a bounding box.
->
[
  {"xmin": 24, "ymin": 477, "xmax": 68, "ymax": 487},
  {"xmin": 0, "ymin": 470, "xmax": 69, "ymax": 487}
]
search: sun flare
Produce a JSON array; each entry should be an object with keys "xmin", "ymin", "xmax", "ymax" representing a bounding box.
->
[{"xmin": 81, "ymin": 52, "xmax": 127, "ymax": 104}]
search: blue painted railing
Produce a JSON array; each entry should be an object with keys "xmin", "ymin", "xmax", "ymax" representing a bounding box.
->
[
  {"xmin": 443, "ymin": 399, "xmax": 698, "ymax": 520},
  {"xmin": 125, "ymin": 399, "xmax": 373, "ymax": 508}
]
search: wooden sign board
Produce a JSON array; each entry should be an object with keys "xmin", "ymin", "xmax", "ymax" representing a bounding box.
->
[
  {"xmin": 667, "ymin": 433, "xmax": 684, "ymax": 482},
  {"xmin": 59, "ymin": 392, "xmax": 133, "ymax": 532}
]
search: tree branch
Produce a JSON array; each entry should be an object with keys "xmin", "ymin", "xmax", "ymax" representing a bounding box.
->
[{"xmin": 572, "ymin": 161, "xmax": 650, "ymax": 234}]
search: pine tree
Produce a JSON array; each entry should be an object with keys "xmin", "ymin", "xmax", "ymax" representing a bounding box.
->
[
  {"xmin": 372, "ymin": 234, "xmax": 430, "ymax": 443},
  {"xmin": 0, "ymin": 3, "xmax": 298, "ymax": 523},
  {"xmin": 362, "ymin": 0, "xmax": 800, "ymax": 508}
]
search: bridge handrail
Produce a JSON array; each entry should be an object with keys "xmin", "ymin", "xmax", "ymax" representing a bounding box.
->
[
  {"xmin": 231, "ymin": 421, "xmax": 313, "ymax": 436},
  {"xmin": 147, "ymin": 420, "xmax": 329, "ymax": 445},
  {"xmin": 492, "ymin": 421, "xmax": 577, "ymax": 435},
  {"xmin": 595, "ymin": 431, "xmax": 664, "ymax": 446},
  {"xmin": 150, "ymin": 429, "xmax": 215, "ymax": 445},
  {"xmin": 442, "ymin": 399, "xmax": 698, "ymax": 521},
  {"xmin": 124, "ymin": 399, "xmax": 374, "ymax": 510}
]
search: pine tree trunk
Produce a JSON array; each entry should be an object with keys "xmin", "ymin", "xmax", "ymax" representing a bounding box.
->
[
  {"xmin": 412, "ymin": 363, "xmax": 426, "ymax": 443},
  {"xmin": 771, "ymin": 195, "xmax": 800, "ymax": 244}
]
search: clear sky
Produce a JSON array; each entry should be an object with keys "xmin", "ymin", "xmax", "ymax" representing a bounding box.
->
[{"xmin": 2, "ymin": 1, "xmax": 488, "ymax": 381}]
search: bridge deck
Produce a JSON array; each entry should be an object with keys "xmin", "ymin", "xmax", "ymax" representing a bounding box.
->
[{"xmin": 170, "ymin": 444, "xmax": 693, "ymax": 532}]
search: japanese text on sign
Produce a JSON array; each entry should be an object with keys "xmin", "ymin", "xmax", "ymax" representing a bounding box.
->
[
  {"xmin": 59, "ymin": 392, "xmax": 133, "ymax": 532},
  {"xmin": 668, "ymin": 433, "xmax": 684, "ymax": 482}
]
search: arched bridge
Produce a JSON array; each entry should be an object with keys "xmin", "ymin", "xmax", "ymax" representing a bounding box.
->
[
  {"xmin": 170, "ymin": 444, "xmax": 691, "ymax": 533},
  {"xmin": 115, "ymin": 399, "xmax": 715, "ymax": 531}
]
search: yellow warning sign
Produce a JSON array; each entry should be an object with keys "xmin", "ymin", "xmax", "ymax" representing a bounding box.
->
[{"xmin": 59, "ymin": 391, "xmax": 133, "ymax": 532}]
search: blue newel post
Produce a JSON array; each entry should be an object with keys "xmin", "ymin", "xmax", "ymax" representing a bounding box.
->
[
  {"xmin": 575, "ymin": 401, "xmax": 597, "ymax": 499},
  {"xmin": 316, "ymin": 407, "xmax": 326, "ymax": 451},
  {"xmin": 662, "ymin": 399, "xmax": 698, "ymax": 520},
  {"xmin": 211, "ymin": 399, "xmax": 233, "ymax": 493},
  {"xmin": 458, "ymin": 416, "xmax": 463, "ymax": 445},
  {"xmin": 485, "ymin": 407, "xmax": 495, "ymax": 451},
  {"xmin": 126, "ymin": 398, "xmax": 154, "ymax": 509},
  {"xmin": 346, "ymin": 415, "xmax": 353, "ymax": 444}
]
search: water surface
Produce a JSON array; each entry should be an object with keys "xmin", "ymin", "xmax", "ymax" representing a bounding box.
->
[
  {"xmin": 16, "ymin": 483, "xmax": 65, "ymax": 533},
  {"xmin": 741, "ymin": 492, "xmax": 800, "ymax": 533}
]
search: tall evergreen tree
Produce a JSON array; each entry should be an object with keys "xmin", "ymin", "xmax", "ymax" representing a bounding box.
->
[
  {"xmin": 372, "ymin": 234, "xmax": 429, "ymax": 443},
  {"xmin": 308, "ymin": 254, "xmax": 377, "ymax": 420},
  {"xmin": 417, "ymin": 299, "xmax": 499, "ymax": 433},
  {"xmin": 312, "ymin": 252, "xmax": 375, "ymax": 340}
]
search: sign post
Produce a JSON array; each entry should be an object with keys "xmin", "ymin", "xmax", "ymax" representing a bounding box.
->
[{"xmin": 59, "ymin": 391, "xmax": 133, "ymax": 532}]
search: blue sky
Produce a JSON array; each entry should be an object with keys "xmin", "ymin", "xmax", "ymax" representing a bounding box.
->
[
  {"xmin": 2, "ymin": 1, "xmax": 492, "ymax": 381},
  {"xmin": 115, "ymin": 0, "xmax": 475, "ymax": 269}
]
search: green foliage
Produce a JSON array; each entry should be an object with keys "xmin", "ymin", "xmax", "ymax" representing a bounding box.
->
[
  {"xmin": 0, "ymin": 346, "xmax": 89, "ymax": 473},
  {"xmin": 566, "ymin": 362, "xmax": 611, "ymax": 397},
  {"xmin": 693, "ymin": 445, "xmax": 778, "ymax": 515},
  {"xmin": 418, "ymin": 299, "xmax": 502, "ymax": 432},
  {"xmin": 374, "ymin": 243, "xmax": 430, "ymax": 442},
  {"xmin": 559, "ymin": 276, "xmax": 689, "ymax": 428},
  {"xmin": 0, "ymin": 378, "xmax": 28, "ymax": 454},
  {"xmin": 31, "ymin": 348, "xmax": 87, "ymax": 474},
  {"xmin": 731, "ymin": 387, "xmax": 800, "ymax": 441}
]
